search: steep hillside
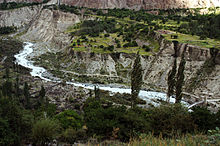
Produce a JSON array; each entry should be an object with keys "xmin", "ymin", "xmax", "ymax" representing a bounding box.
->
[
  {"xmin": 60, "ymin": 0, "xmax": 220, "ymax": 9},
  {"xmin": 0, "ymin": 0, "xmax": 43, "ymax": 3},
  {"xmin": 0, "ymin": 0, "xmax": 219, "ymax": 9}
]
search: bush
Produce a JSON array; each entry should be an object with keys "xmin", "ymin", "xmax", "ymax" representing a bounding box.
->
[
  {"xmin": 143, "ymin": 45, "xmax": 151, "ymax": 52},
  {"xmin": 0, "ymin": 26, "xmax": 16, "ymax": 35},
  {"xmin": 60, "ymin": 128, "xmax": 87, "ymax": 144},
  {"xmin": 0, "ymin": 118, "xmax": 16, "ymax": 145},
  {"xmin": 84, "ymin": 98, "xmax": 149, "ymax": 142},
  {"xmin": 147, "ymin": 104, "xmax": 195, "ymax": 137},
  {"xmin": 32, "ymin": 119, "xmax": 60, "ymax": 146},
  {"xmin": 104, "ymin": 34, "xmax": 110, "ymax": 37},
  {"xmin": 55, "ymin": 110, "xmax": 83, "ymax": 130},
  {"xmin": 191, "ymin": 107, "xmax": 216, "ymax": 132},
  {"xmin": 118, "ymin": 107, "xmax": 150, "ymax": 142},
  {"xmin": 200, "ymin": 35, "xmax": 207, "ymax": 40}
]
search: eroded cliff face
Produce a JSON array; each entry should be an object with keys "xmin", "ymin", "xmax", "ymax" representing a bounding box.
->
[
  {"xmin": 0, "ymin": 5, "xmax": 40, "ymax": 27},
  {"xmin": 0, "ymin": 0, "xmax": 43, "ymax": 3},
  {"xmin": 60, "ymin": 0, "xmax": 220, "ymax": 9},
  {"xmin": 65, "ymin": 36, "xmax": 220, "ymax": 99},
  {"xmin": 0, "ymin": 0, "xmax": 219, "ymax": 9},
  {"xmin": 22, "ymin": 9, "xmax": 80, "ymax": 48},
  {"xmin": 0, "ymin": 5, "xmax": 80, "ymax": 48}
]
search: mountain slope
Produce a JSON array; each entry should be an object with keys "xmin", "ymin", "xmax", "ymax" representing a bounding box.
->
[
  {"xmin": 60, "ymin": 0, "xmax": 220, "ymax": 9},
  {"xmin": 0, "ymin": 0, "xmax": 219, "ymax": 9}
]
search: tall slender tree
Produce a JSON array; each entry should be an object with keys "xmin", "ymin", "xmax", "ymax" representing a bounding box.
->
[
  {"xmin": 175, "ymin": 52, "xmax": 186, "ymax": 103},
  {"xmin": 24, "ymin": 82, "xmax": 30, "ymax": 108},
  {"xmin": 131, "ymin": 51, "xmax": 142, "ymax": 108},
  {"xmin": 39, "ymin": 85, "xmax": 46, "ymax": 105},
  {"xmin": 167, "ymin": 58, "xmax": 177, "ymax": 102}
]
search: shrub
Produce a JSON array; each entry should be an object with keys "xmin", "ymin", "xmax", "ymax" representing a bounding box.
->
[
  {"xmin": 32, "ymin": 119, "xmax": 60, "ymax": 146},
  {"xmin": 84, "ymin": 98, "xmax": 149, "ymax": 142},
  {"xmin": 118, "ymin": 107, "xmax": 150, "ymax": 142},
  {"xmin": 147, "ymin": 104, "xmax": 195, "ymax": 137},
  {"xmin": 60, "ymin": 128, "xmax": 77, "ymax": 144},
  {"xmin": 104, "ymin": 34, "xmax": 110, "ymax": 37},
  {"xmin": 143, "ymin": 45, "xmax": 151, "ymax": 52},
  {"xmin": 55, "ymin": 110, "xmax": 82, "ymax": 130},
  {"xmin": 0, "ymin": 118, "xmax": 16, "ymax": 145},
  {"xmin": 0, "ymin": 26, "xmax": 16, "ymax": 35},
  {"xmin": 199, "ymin": 35, "xmax": 207, "ymax": 40},
  {"xmin": 191, "ymin": 107, "xmax": 216, "ymax": 132}
]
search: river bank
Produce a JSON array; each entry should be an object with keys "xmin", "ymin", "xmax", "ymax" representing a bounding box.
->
[{"xmin": 14, "ymin": 42, "xmax": 186, "ymax": 107}]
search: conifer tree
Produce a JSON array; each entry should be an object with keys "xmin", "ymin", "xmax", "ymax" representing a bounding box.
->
[
  {"xmin": 131, "ymin": 51, "xmax": 142, "ymax": 108},
  {"xmin": 2, "ymin": 68, "xmax": 12, "ymax": 98},
  {"xmin": 15, "ymin": 75, "xmax": 19, "ymax": 98},
  {"xmin": 24, "ymin": 82, "xmax": 30, "ymax": 108}
]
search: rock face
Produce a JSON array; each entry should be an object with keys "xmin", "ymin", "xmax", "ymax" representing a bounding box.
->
[
  {"xmin": 0, "ymin": 0, "xmax": 219, "ymax": 9},
  {"xmin": 0, "ymin": 0, "xmax": 43, "ymax": 3},
  {"xmin": 65, "ymin": 35, "xmax": 220, "ymax": 99},
  {"xmin": 22, "ymin": 9, "xmax": 80, "ymax": 48},
  {"xmin": 0, "ymin": 5, "xmax": 40, "ymax": 28},
  {"xmin": 60, "ymin": 0, "xmax": 220, "ymax": 9}
]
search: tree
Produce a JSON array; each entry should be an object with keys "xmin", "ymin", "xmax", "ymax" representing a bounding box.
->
[
  {"xmin": 167, "ymin": 58, "xmax": 177, "ymax": 102},
  {"xmin": 131, "ymin": 52, "xmax": 142, "ymax": 108},
  {"xmin": 2, "ymin": 80, "xmax": 12, "ymax": 98},
  {"xmin": 175, "ymin": 52, "xmax": 186, "ymax": 103},
  {"xmin": 15, "ymin": 75, "xmax": 19, "ymax": 98},
  {"xmin": 94, "ymin": 86, "xmax": 100, "ymax": 100},
  {"xmin": 23, "ymin": 82, "xmax": 30, "ymax": 108},
  {"xmin": 55, "ymin": 110, "xmax": 82, "ymax": 130},
  {"xmin": 39, "ymin": 85, "xmax": 46, "ymax": 105}
]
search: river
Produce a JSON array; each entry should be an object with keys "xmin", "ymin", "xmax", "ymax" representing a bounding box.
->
[{"xmin": 15, "ymin": 42, "xmax": 182, "ymax": 106}]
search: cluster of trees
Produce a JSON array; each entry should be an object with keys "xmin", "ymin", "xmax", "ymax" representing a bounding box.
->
[
  {"xmin": 93, "ymin": 7, "xmax": 220, "ymax": 40},
  {"xmin": 58, "ymin": 4, "xmax": 79, "ymax": 15},
  {"xmin": 83, "ymin": 97, "xmax": 220, "ymax": 142},
  {"xmin": 73, "ymin": 19, "xmax": 117, "ymax": 37},
  {"xmin": 0, "ymin": 1, "xmax": 48, "ymax": 10},
  {"xmin": 0, "ymin": 26, "xmax": 16, "ymax": 35}
]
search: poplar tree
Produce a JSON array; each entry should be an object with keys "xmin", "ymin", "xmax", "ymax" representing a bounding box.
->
[
  {"xmin": 175, "ymin": 52, "xmax": 186, "ymax": 103},
  {"xmin": 39, "ymin": 85, "xmax": 46, "ymax": 104},
  {"xmin": 167, "ymin": 58, "xmax": 177, "ymax": 102},
  {"xmin": 131, "ymin": 51, "xmax": 142, "ymax": 108}
]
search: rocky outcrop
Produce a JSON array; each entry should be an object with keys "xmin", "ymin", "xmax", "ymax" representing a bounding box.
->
[
  {"xmin": 0, "ymin": 0, "xmax": 43, "ymax": 3},
  {"xmin": 0, "ymin": 0, "xmax": 219, "ymax": 9},
  {"xmin": 60, "ymin": 0, "xmax": 220, "ymax": 9},
  {"xmin": 65, "ymin": 35, "xmax": 220, "ymax": 99},
  {"xmin": 22, "ymin": 9, "xmax": 80, "ymax": 48},
  {"xmin": 0, "ymin": 5, "xmax": 40, "ymax": 28}
]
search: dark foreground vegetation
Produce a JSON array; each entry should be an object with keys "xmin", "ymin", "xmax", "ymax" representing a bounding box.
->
[{"xmin": 1, "ymin": 79, "xmax": 220, "ymax": 145}]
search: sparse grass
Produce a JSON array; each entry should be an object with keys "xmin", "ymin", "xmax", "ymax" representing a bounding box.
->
[{"xmin": 130, "ymin": 133, "xmax": 220, "ymax": 146}]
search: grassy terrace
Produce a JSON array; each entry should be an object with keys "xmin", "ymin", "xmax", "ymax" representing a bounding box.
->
[
  {"xmin": 62, "ymin": 6, "xmax": 220, "ymax": 56},
  {"xmin": 160, "ymin": 30, "xmax": 220, "ymax": 49},
  {"xmin": 66, "ymin": 16, "xmax": 160, "ymax": 56},
  {"xmin": 69, "ymin": 33, "xmax": 153, "ymax": 56}
]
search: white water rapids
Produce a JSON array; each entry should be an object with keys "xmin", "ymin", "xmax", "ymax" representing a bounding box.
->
[{"xmin": 15, "ymin": 42, "xmax": 184, "ymax": 106}]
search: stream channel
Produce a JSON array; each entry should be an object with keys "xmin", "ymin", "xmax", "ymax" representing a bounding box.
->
[{"xmin": 15, "ymin": 42, "xmax": 184, "ymax": 106}]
